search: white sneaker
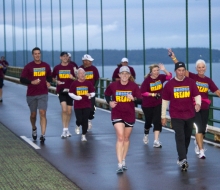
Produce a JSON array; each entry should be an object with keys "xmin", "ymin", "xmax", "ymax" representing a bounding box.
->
[
  {"xmin": 88, "ymin": 120, "xmax": 92, "ymax": 130},
  {"xmin": 66, "ymin": 130, "xmax": 72, "ymax": 137},
  {"xmin": 198, "ymin": 149, "xmax": 206, "ymax": 159},
  {"xmin": 75, "ymin": 126, "xmax": 80, "ymax": 135},
  {"xmin": 194, "ymin": 140, "xmax": 199, "ymax": 155},
  {"xmin": 143, "ymin": 135, "xmax": 149, "ymax": 144},
  {"xmin": 153, "ymin": 140, "xmax": 162, "ymax": 148},
  {"xmin": 81, "ymin": 135, "xmax": 87, "ymax": 142},
  {"xmin": 61, "ymin": 131, "xmax": 67, "ymax": 138}
]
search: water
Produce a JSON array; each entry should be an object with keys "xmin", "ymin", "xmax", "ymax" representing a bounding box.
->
[{"xmin": 96, "ymin": 63, "xmax": 220, "ymax": 127}]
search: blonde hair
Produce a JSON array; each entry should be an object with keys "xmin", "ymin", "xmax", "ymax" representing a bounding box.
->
[{"xmin": 144, "ymin": 64, "xmax": 159, "ymax": 78}]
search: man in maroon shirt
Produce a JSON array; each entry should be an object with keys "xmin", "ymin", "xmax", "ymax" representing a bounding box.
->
[
  {"xmin": 68, "ymin": 53, "xmax": 78, "ymax": 70},
  {"xmin": 52, "ymin": 52, "xmax": 76, "ymax": 139},
  {"xmin": 112, "ymin": 58, "xmax": 136, "ymax": 81},
  {"xmin": 161, "ymin": 62, "xmax": 201, "ymax": 171},
  {"xmin": 79, "ymin": 54, "xmax": 100, "ymax": 130},
  {"xmin": 20, "ymin": 47, "xmax": 52, "ymax": 143},
  {"xmin": 0, "ymin": 56, "xmax": 9, "ymax": 86}
]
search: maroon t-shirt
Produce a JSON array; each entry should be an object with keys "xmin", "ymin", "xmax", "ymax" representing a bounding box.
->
[
  {"xmin": 162, "ymin": 77, "xmax": 200, "ymax": 119},
  {"xmin": 21, "ymin": 61, "xmax": 52, "ymax": 96},
  {"xmin": 189, "ymin": 72, "xmax": 218, "ymax": 110},
  {"xmin": 52, "ymin": 63, "xmax": 76, "ymax": 93},
  {"xmin": 79, "ymin": 65, "xmax": 100, "ymax": 86},
  {"xmin": 69, "ymin": 61, "xmax": 78, "ymax": 69},
  {"xmin": 0, "ymin": 63, "xmax": 4, "ymax": 78},
  {"xmin": 112, "ymin": 65, "xmax": 136, "ymax": 79},
  {"xmin": 141, "ymin": 74, "xmax": 167, "ymax": 107},
  {"xmin": 69, "ymin": 80, "xmax": 95, "ymax": 109},
  {"xmin": 105, "ymin": 81, "xmax": 142, "ymax": 123}
]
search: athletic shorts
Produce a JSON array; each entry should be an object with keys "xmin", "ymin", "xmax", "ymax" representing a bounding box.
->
[
  {"xmin": 194, "ymin": 109, "xmax": 209, "ymax": 134},
  {"xmin": 58, "ymin": 92, "xmax": 73, "ymax": 106},
  {"xmin": 0, "ymin": 78, "xmax": 3, "ymax": 88},
  {"xmin": 112, "ymin": 119, "xmax": 134, "ymax": 127},
  {"xmin": 26, "ymin": 94, "xmax": 48, "ymax": 112}
]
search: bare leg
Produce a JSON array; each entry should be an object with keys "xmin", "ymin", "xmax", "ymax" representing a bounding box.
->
[
  {"xmin": 61, "ymin": 102, "xmax": 68, "ymax": 128},
  {"xmin": 196, "ymin": 133, "xmax": 204, "ymax": 150},
  {"xmin": 154, "ymin": 130, "xmax": 160, "ymax": 141},
  {"xmin": 30, "ymin": 112, "xmax": 37, "ymax": 130},
  {"xmin": 0, "ymin": 88, "xmax": 2, "ymax": 99},
  {"xmin": 39, "ymin": 109, "xmax": 47, "ymax": 135},
  {"xmin": 122, "ymin": 127, "xmax": 133, "ymax": 160}
]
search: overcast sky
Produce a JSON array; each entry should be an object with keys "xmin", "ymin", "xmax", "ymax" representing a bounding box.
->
[{"xmin": 0, "ymin": 0, "xmax": 220, "ymax": 51}]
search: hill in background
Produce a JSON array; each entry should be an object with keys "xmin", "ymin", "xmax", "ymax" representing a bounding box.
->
[{"xmin": 1, "ymin": 48, "xmax": 220, "ymax": 67}]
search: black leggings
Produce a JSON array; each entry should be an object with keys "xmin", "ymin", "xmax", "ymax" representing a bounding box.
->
[
  {"xmin": 74, "ymin": 108, "xmax": 90, "ymax": 135},
  {"xmin": 194, "ymin": 109, "xmax": 209, "ymax": 134},
  {"xmin": 89, "ymin": 96, "xmax": 96, "ymax": 120},
  {"xmin": 142, "ymin": 104, "xmax": 162, "ymax": 134}
]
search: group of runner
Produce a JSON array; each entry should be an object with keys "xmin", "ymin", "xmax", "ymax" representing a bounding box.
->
[{"xmin": 7, "ymin": 46, "xmax": 219, "ymax": 173}]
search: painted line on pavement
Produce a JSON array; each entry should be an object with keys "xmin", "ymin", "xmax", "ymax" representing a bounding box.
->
[{"xmin": 20, "ymin": 136, "xmax": 41, "ymax": 149}]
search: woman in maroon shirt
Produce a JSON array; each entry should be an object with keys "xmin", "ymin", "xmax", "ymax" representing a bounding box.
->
[
  {"xmin": 105, "ymin": 66, "xmax": 142, "ymax": 174},
  {"xmin": 168, "ymin": 49, "xmax": 220, "ymax": 159}
]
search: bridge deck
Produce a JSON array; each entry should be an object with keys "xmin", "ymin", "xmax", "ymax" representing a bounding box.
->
[{"xmin": 1, "ymin": 80, "xmax": 220, "ymax": 190}]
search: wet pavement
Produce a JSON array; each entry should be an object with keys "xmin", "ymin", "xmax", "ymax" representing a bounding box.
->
[{"xmin": 1, "ymin": 80, "xmax": 220, "ymax": 190}]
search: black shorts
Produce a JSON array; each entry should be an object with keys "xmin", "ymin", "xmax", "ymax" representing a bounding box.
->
[
  {"xmin": 58, "ymin": 92, "xmax": 73, "ymax": 106},
  {"xmin": 112, "ymin": 119, "xmax": 134, "ymax": 127},
  {"xmin": 0, "ymin": 78, "xmax": 3, "ymax": 88},
  {"xmin": 194, "ymin": 109, "xmax": 209, "ymax": 134}
]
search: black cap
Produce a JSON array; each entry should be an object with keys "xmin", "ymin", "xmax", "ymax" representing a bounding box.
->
[
  {"xmin": 60, "ymin": 52, "xmax": 68, "ymax": 56},
  {"xmin": 175, "ymin": 62, "xmax": 186, "ymax": 71}
]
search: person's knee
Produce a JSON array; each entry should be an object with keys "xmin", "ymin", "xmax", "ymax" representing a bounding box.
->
[{"xmin": 39, "ymin": 110, "xmax": 46, "ymax": 118}]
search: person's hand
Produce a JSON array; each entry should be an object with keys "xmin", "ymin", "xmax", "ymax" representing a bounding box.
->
[
  {"xmin": 195, "ymin": 104, "xmax": 201, "ymax": 112},
  {"xmin": 158, "ymin": 63, "xmax": 165, "ymax": 71},
  {"xmin": 161, "ymin": 118, "xmax": 167, "ymax": 126},
  {"xmin": 127, "ymin": 94, "xmax": 134, "ymax": 101},
  {"xmin": 57, "ymin": 80, "xmax": 64, "ymax": 85},
  {"xmin": 109, "ymin": 101, "xmax": 117, "ymax": 108},
  {"xmin": 168, "ymin": 48, "xmax": 176, "ymax": 59},
  {"xmin": 31, "ymin": 78, "xmax": 41, "ymax": 85},
  {"xmin": 46, "ymin": 81, "xmax": 51, "ymax": 88}
]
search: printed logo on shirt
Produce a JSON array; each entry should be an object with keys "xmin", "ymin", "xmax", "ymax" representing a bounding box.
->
[
  {"xmin": 196, "ymin": 81, "xmax": 209, "ymax": 93},
  {"xmin": 173, "ymin": 86, "xmax": 190, "ymax": 98},
  {"xmin": 85, "ymin": 71, "xmax": 94, "ymax": 79},
  {"xmin": 33, "ymin": 67, "xmax": 46, "ymax": 76},
  {"xmin": 115, "ymin": 90, "xmax": 132, "ymax": 102},
  {"xmin": 59, "ymin": 70, "xmax": 71, "ymax": 78},
  {"xmin": 76, "ymin": 86, "xmax": 88, "ymax": 95},
  {"xmin": 150, "ymin": 80, "xmax": 162, "ymax": 91}
]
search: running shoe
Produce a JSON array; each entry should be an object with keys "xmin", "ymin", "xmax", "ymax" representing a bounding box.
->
[
  {"xmin": 61, "ymin": 131, "xmax": 67, "ymax": 138},
  {"xmin": 194, "ymin": 140, "xmax": 199, "ymax": 155},
  {"xmin": 122, "ymin": 165, "xmax": 128, "ymax": 170},
  {"xmin": 198, "ymin": 149, "xmax": 206, "ymax": 159},
  {"xmin": 88, "ymin": 120, "xmax": 92, "ymax": 130},
  {"xmin": 32, "ymin": 127, "xmax": 37, "ymax": 141},
  {"xmin": 143, "ymin": 134, "xmax": 149, "ymax": 144},
  {"xmin": 66, "ymin": 130, "xmax": 72, "ymax": 137},
  {"xmin": 153, "ymin": 140, "xmax": 162, "ymax": 148},
  {"xmin": 40, "ymin": 135, "xmax": 45, "ymax": 143},
  {"xmin": 75, "ymin": 126, "xmax": 80, "ymax": 135},
  {"xmin": 177, "ymin": 159, "xmax": 188, "ymax": 171},
  {"xmin": 116, "ymin": 167, "xmax": 123, "ymax": 174},
  {"xmin": 81, "ymin": 135, "xmax": 87, "ymax": 142}
]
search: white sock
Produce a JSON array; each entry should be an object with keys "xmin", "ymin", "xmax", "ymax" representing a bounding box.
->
[
  {"xmin": 118, "ymin": 163, "xmax": 123, "ymax": 168},
  {"xmin": 122, "ymin": 159, "xmax": 126, "ymax": 166}
]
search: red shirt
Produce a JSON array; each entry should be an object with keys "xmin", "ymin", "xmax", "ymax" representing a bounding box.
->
[
  {"xmin": 52, "ymin": 63, "xmax": 76, "ymax": 93},
  {"xmin": 21, "ymin": 61, "xmax": 52, "ymax": 96},
  {"xmin": 162, "ymin": 77, "xmax": 200, "ymax": 120},
  {"xmin": 112, "ymin": 65, "xmax": 136, "ymax": 79},
  {"xmin": 79, "ymin": 65, "xmax": 100, "ymax": 86},
  {"xmin": 189, "ymin": 72, "xmax": 218, "ymax": 110},
  {"xmin": 0, "ymin": 63, "xmax": 4, "ymax": 78},
  {"xmin": 69, "ymin": 80, "xmax": 95, "ymax": 109},
  {"xmin": 141, "ymin": 74, "xmax": 167, "ymax": 107},
  {"xmin": 105, "ymin": 81, "xmax": 142, "ymax": 123}
]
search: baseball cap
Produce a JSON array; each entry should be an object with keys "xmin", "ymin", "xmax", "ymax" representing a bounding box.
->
[
  {"xmin": 119, "ymin": 66, "xmax": 130, "ymax": 73},
  {"xmin": 82, "ymin": 54, "xmax": 94, "ymax": 61},
  {"xmin": 60, "ymin": 52, "xmax": 68, "ymax": 56},
  {"xmin": 121, "ymin": 58, "xmax": 128, "ymax": 62},
  {"xmin": 68, "ymin": 53, "xmax": 71, "ymax": 57},
  {"xmin": 175, "ymin": 62, "xmax": 186, "ymax": 71}
]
